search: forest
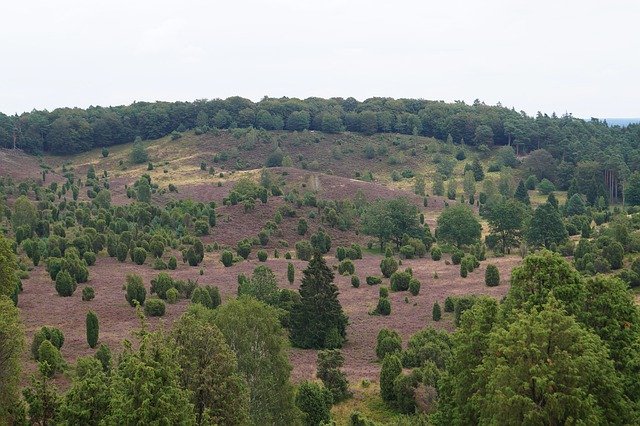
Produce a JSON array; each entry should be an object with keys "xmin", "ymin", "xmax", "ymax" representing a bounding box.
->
[{"xmin": 1, "ymin": 96, "xmax": 640, "ymax": 425}]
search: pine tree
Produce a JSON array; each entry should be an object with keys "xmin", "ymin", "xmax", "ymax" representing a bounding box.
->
[
  {"xmin": 86, "ymin": 311, "xmax": 99, "ymax": 348},
  {"xmin": 380, "ymin": 354, "xmax": 402, "ymax": 403},
  {"xmin": 290, "ymin": 253, "xmax": 348, "ymax": 349},
  {"xmin": 514, "ymin": 180, "xmax": 530, "ymax": 205}
]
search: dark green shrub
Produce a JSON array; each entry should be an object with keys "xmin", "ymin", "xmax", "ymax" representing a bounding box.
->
[
  {"xmin": 430, "ymin": 246, "xmax": 442, "ymax": 261},
  {"xmin": 55, "ymin": 270, "xmax": 76, "ymax": 297},
  {"xmin": 144, "ymin": 298, "xmax": 166, "ymax": 317},
  {"xmin": 82, "ymin": 286, "xmax": 95, "ymax": 301},
  {"xmin": 380, "ymin": 257, "xmax": 398, "ymax": 278},
  {"xmin": 432, "ymin": 302, "xmax": 442, "ymax": 321},
  {"xmin": 380, "ymin": 354, "xmax": 402, "ymax": 403},
  {"xmin": 31, "ymin": 327, "xmax": 64, "ymax": 359},
  {"xmin": 152, "ymin": 258, "xmax": 167, "ymax": 270},
  {"xmin": 288, "ymin": 262, "xmax": 295, "ymax": 284},
  {"xmin": 444, "ymin": 296, "xmax": 455, "ymax": 312},
  {"xmin": 95, "ymin": 344, "xmax": 112, "ymax": 372},
  {"xmin": 336, "ymin": 246, "xmax": 347, "ymax": 261},
  {"xmin": 376, "ymin": 329, "xmax": 401, "ymax": 360},
  {"xmin": 125, "ymin": 274, "xmax": 146, "ymax": 307},
  {"xmin": 338, "ymin": 259, "xmax": 355, "ymax": 275},
  {"xmin": 166, "ymin": 287, "xmax": 179, "ymax": 303},
  {"xmin": 485, "ymin": 264, "xmax": 500, "ymax": 286},
  {"xmin": 399, "ymin": 244, "xmax": 415, "ymax": 259},
  {"xmin": 297, "ymin": 219, "xmax": 308, "ymax": 235},
  {"xmin": 38, "ymin": 340, "xmax": 64, "ymax": 377},
  {"xmin": 390, "ymin": 271, "xmax": 411, "ymax": 291},
  {"xmin": 132, "ymin": 247, "xmax": 147, "ymax": 265},
  {"xmin": 150, "ymin": 272, "xmax": 174, "ymax": 299},
  {"xmin": 317, "ymin": 349, "xmax": 352, "ymax": 403},
  {"xmin": 236, "ymin": 239, "xmax": 252, "ymax": 259},
  {"xmin": 168, "ymin": 256, "xmax": 177, "ymax": 270},
  {"xmin": 116, "ymin": 243, "xmax": 128, "ymax": 262},
  {"xmin": 86, "ymin": 311, "xmax": 99, "ymax": 348},
  {"xmin": 221, "ymin": 250, "xmax": 234, "ymax": 267},
  {"xmin": 451, "ymin": 249, "xmax": 463, "ymax": 265},
  {"xmin": 83, "ymin": 251, "xmax": 96, "ymax": 266},
  {"xmin": 460, "ymin": 262, "xmax": 468, "ymax": 277},
  {"xmin": 393, "ymin": 372, "xmax": 420, "ymax": 414},
  {"xmin": 257, "ymin": 250, "xmax": 268, "ymax": 262},
  {"xmin": 408, "ymin": 278, "xmax": 421, "ymax": 296},
  {"xmin": 376, "ymin": 297, "xmax": 391, "ymax": 316},
  {"xmin": 351, "ymin": 275, "xmax": 360, "ymax": 288},
  {"xmin": 295, "ymin": 381, "xmax": 332, "ymax": 426},
  {"xmin": 379, "ymin": 286, "xmax": 389, "ymax": 298},
  {"xmin": 366, "ymin": 276, "xmax": 382, "ymax": 286},
  {"xmin": 295, "ymin": 240, "xmax": 313, "ymax": 261}
]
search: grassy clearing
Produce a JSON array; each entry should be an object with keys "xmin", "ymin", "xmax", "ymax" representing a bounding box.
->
[{"xmin": 332, "ymin": 381, "xmax": 427, "ymax": 425}]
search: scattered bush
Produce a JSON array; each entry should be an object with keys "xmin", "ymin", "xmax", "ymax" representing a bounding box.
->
[
  {"xmin": 125, "ymin": 274, "xmax": 146, "ymax": 307},
  {"xmin": 390, "ymin": 271, "xmax": 411, "ymax": 291},
  {"xmin": 366, "ymin": 276, "xmax": 382, "ymax": 286},
  {"xmin": 380, "ymin": 257, "xmax": 399, "ymax": 278},
  {"xmin": 432, "ymin": 302, "xmax": 442, "ymax": 321},
  {"xmin": 351, "ymin": 275, "xmax": 360, "ymax": 288},
  {"xmin": 86, "ymin": 311, "xmax": 99, "ymax": 348},
  {"xmin": 376, "ymin": 329, "xmax": 401, "ymax": 360},
  {"xmin": 376, "ymin": 297, "xmax": 391, "ymax": 316},
  {"xmin": 408, "ymin": 278, "xmax": 421, "ymax": 296},
  {"xmin": 168, "ymin": 256, "xmax": 177, "ymax": 270},
  {"xmin": 485, "ymin": 264, "xmax": 500, "ymax": 286},
  {"xmin": 132, "ymin": 247, "xmax": 147, "ymax": 265},
  {"xmin": 430, "ymin": 246, "xmax": 442, "ymax": 261},
  {"xmin": 144, "ymin": 298, "xmax": 166, "ymax": 317},
  {"xmin": 55, "ymin": 270, "xmax": 76, "ymax": 297},
  {"xmin": 257, "ymin": 250, "xmax": 268, "ymax": 262},
  {"xmin": 82, "ymin": 286, "xmax": 95, "ymax": 301},
  {"xmin": 221, "ymin": 250, "xmax": 234, "ymax": 267},
  {"xmin": 338, "ymin": 259, "xmax": 355, "ymax": 275},
  {"xmin": 380, "ymin": 354, "xmax": 402, "ymax": 403},
  {"xmin": 166, "ymin": 287, "xmax": 179, "ymax": 304}
]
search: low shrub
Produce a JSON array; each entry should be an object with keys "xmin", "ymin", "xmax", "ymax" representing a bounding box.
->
[{"xmin": 144, "ymin": 299, "xmax": 166, "ymax": 317}]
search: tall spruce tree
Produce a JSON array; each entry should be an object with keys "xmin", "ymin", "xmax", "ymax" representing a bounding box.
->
[
  {"xmin": 290, "ymin": 253, "xmax": 348, "ymax": 349},
  {"xmin": 514, "ymin": 180, "xmax": 530, "ymax": 205}
]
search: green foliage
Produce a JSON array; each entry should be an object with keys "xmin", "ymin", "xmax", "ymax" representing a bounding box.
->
[
  {"xmin": 172, "ymin": 306, "xmax": 250, "ymax": 425},
  {"xmin": 214, "ymin": 297, "xmax": 300, "ymax": 425},
  {"xmin": 144, "ymin": 298, "xmax": 166, "ymax": 316},
  {"xmin": 257, "ymin": 249, "xmax": 268, "ymax": 262},
  {"xmin": 366, "ymin": 276, "xmax": 382, "ymax": 286},
  {"xmin": 361, "ymin": 197, "xmax": 421, "ymax": 251},
  {"xmin": 290, "ymin": 254, "xmax": 348, "ymax": 349},
  {"xmin": 376, "ymin": 329, "xmax": 402, "ymax": 360},
  {"xmin": 338, "ymin": 259, "xmax": 355, "ymax": 275},
  {"xmin": 238, "ymin": 265, "xmax": 280, "ymax": 306},
  {"xmin": 526, "ymin": 202, "xmax": 568, "ymax": 248},
  {"xmin": 376, "ymin": 297, "xmax": 391, "ymax": 316},
  {"xmin": 221, "ymin": 249, "xmax": 234, "ymax": 267},
  {"xmin": 380, "ymin": 354, "xmax": 402, "ymax": 403},
  {"xmin": 132, "ymin": 247, "xmax": 148, "ymax": 265},
  {"xmin": 484, "ymin": 264, "xmax": 500, "ymax": 286},
  {"xmin": 432, "ymin": 301, "xmax": 442, "ymax": 321},
  {"xmin": 430, "ymin": 246, "xmax": 442, "ymax": 261},
  {"xmin": 317, "ymin": 349, "xmax": 351, "ymax": 403},
  {"xmin": 296, "ymin": 381, "xmax": 333, "ymax": 426},
  {"xmin": 0, "ymin": 296, "xmax": 25, "ymax": 420},
  {"xmin": 130, "ymin": 139, "xmax": 148, "ymax": 164},
  {"xmin": 38, "ymin": 340, "xmax": 64, "ymax": 377},
  {"xmin": 390, "ymin": 270, "xmax": 411, "ymax": 291},
  {"xmin": 58, "ymin": 356, "xmax": 110, "ymax": 425},
  {"xmin": 55, "ymin": 270, "xmax": 77, "ymax": 297},
  {"xmin": 436, "ymin": 204, "xmax": 482, "ymax": 247},
  {"xmin": 107, "ymin": 328, "xmax": 195, "ymax": 424},
  {"xmin": 408, "ymin": 278, "xmax": 421, "ymax": 296},
  {"xmin": 351, "ymin": 275, "xmax": 360, "ymax": 288},
  {"xmin": 485, "ymin": 198, "xmax": 527, "ymax": 254},
  {"xmin": 125, "ymin": 274, "xmax": 146, "ymax": 307},
  {"xmin": 95, "ymin": 344, "xmax": 112, "ymax": 373},
  {"xmin": 295, "ymin": 240, "xmax": 314, "ymax": 261},
  {"xmin": 287, "ymin": 262, "xmax": 295, "ymax": 284},
  {"xmin": 380, "ymin": 256, "xmax": 399, "ymax": 278},
  {"xmin": 166, "ymin": 287, "xmax": 179, "ymax": 304},
  {"xmin": 86, "ymin": 311, "xmax": 99, "ymax": 348}
]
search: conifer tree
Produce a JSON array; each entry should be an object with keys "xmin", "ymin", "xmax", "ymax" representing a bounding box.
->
[{"xmin": 290, "ymin": 253, "xmax": 348, "ymax": 349}]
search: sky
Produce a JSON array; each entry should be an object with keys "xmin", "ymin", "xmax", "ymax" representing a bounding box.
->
[{"xmin": 1, "ymin": 0, "xmax": 638, "ymax": 118}]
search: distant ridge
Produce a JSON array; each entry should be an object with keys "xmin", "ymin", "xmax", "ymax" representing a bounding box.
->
[{"xmin": 604, "ymin": 118, "xmax": 640, "ymax": 127}]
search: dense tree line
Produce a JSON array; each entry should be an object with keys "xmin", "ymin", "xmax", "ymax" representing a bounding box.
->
[{"xmin": 2, "ymin": 96, "xmax": 639, "ymax": 176}]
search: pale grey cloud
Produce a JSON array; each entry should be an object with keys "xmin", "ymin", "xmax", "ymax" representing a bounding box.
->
[{"xmin": 0, "ymin": 0, "xmax": 638, "ymax": 118}]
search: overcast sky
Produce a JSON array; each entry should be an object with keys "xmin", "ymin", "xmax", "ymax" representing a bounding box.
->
[{"xmin": 1, "ymin": 0, "xmax": 638, "ymax": 118}]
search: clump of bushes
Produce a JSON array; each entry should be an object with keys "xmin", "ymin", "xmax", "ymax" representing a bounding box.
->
[
  {"xmin": 338, "ymin": 259, "xmax": 355, "ymax": 275},
  {"xmin": 366, "ymin": 276, "xmax": 382, "ymax": 286},
  {"xmin": 82, "ymin": 286, "xmax": 95, "ymax": 301},
  {"xmin": 125, "ymin": 274, "xmax": 146, "ymax": 307},
  {"xmin": 376, "ymin": 329, "xmax": 402, "ymax": 360}
]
